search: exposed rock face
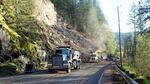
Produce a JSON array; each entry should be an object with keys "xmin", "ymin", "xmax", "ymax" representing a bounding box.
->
[
  {"xmin": 32, "ymin": 0, "xmax": 97, "ymax": 54},
  {"xmin": 33, "ymin": 0, "xmax": 57, "ymax": 26},
  {"xmin": 0, "ymin": 29, "xmax": 10, "ymax": 54}
]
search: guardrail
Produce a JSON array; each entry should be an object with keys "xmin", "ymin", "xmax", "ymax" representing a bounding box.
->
[{"xmin": 115, "ymin": 65, "xmax": 138, "ymax": 84}]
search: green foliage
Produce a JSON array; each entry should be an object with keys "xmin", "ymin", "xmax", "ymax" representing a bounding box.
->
[
  {"xmin": 129, "ymin": 0, "xmax": 150, "ymax": 32},
  {"xmin": 0, "ymin": 0, "xmax": 42, "ymax": 72},
  {"xmin": 1, "ymin": 0, "xmax": 40, "ymax": 57},
  {"xmin": 124, "ymin": 0, "xmax": 150, "ymax": 78},
  {"xmin": 53, "ymin": 0, "xmax": 106, "ymax": 33},
  {"xmin": 123, "ymin": 63, "xmax": 136, "ymax": 74},
  {"xmin": 0, "ymin": 63, "xmax": 17, "ymax": 77},
  {"xmin": 124, "ymin": 33, "xmax": 150, "ymax": 78},
  {"xmin": 123, "ymin": 63, "xmax": 150, "ymax": 84},
  {"xmin": 134, "ymin": 33, "xmax": 150, "ymax": 76},
  {"xmin": 144, "ymin": 79, "xmax": 150, "ymax": 84},
  {"xmin": 53, "ymin": 0, "xmax": 91, "ymax": 32},
  {"xmin": 0, "ymin": 13, "xmax": 20, "ymax": 38},
  {"xmin": 124, "ymin": 34, "xmax": 134, "ymax": 62},
  {"xmin": 52, "ymin": 0, "xmax": 116, "ymax": 55},
  {"xmin": 105, "ymin": 32, "xmax": 116, "ymax": 56},
  {"xmin": 12, "ymin": 59, "xmax": 24, "ymax": 72}
]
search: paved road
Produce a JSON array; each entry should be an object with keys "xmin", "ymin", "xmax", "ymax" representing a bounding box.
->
[
  {"xmin": 99, "ymin": 64, "xmax": 122, "ymax": 84},
  {"xmin": 0, "ymin": 62, "xmax": 109, "ymax": 84}
]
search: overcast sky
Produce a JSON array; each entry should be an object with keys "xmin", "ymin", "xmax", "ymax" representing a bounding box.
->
[{"xmin": 100, "ymin": 0, "xmax": 139, "ymax": 32}]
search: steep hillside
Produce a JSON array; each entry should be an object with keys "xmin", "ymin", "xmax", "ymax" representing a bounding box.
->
[
  {"xmin": 51, "ymin": 0, "xmax": 115, "ymax": 52},
  {"xmin": 0, "ymin": 0, "xmax": 100, "ymax": 65},
  {"xmin": 0, "ymin": 0, "xmax": 116, "ymax": 74},
  {"xmin": 32, "ymin": 0, "xmax": 97, "ymax": 53}
]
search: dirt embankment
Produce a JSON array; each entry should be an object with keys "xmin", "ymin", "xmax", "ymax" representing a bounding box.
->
[{"xmin": 32, "ymin": 0, "xmax": 97, "ymax": 54}]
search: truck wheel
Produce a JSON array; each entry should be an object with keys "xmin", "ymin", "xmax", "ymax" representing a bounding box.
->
[
  {"xmin": 78, "ymin": 64, "xmax": 81, "ymax": 69},
  {"xmin": 76, "ymin": 62, "xmax": 80, "ymax": 70},
  {"xmin": 67, "ymin": 68, "xmax": 71, "ymax": 73},
  {"xmin": 73, "ymin": 61, "xmax": 77, "ymax": 69}
]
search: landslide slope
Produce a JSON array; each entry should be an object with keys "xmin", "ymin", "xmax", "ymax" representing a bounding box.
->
[
  {"xmin": 33, "ymin": 0, "xmax": 98, "ymax": 53},
  {"xmin": 1, "ymin": 0, "xmax": 115, "ymax": 63}
]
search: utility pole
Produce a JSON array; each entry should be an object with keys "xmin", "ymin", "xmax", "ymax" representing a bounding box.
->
[{"xmin": 117, "ymin": 6, "xmax": 123, "ymax": 67}]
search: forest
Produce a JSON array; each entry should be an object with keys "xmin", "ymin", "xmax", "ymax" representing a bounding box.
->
[{"xmin": 123, "ymin": 0, "xmax": 150, "ymax": 82}]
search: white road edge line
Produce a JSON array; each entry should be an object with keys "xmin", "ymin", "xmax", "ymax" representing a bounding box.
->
[{"xmin": 98, "ymin": 69, "xmax": 105, "ymax": 84}]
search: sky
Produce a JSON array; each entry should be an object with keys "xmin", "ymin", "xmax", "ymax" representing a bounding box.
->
[{"xmin": 100, "ymin": 0, "xmax": 139, "ymax": 32}]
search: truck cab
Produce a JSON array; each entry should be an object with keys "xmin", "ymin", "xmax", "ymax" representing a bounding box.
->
[
  {"xmin": 89, "ymin": 53, "xmax": 98, "ymax": 63},
  {"xmin": 48, "ymin": 46, "xmax": 81, "ymax": 73}
]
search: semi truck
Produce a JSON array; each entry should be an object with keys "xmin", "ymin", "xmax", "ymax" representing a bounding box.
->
[{"xmin": 48, "ymin": 46, "xmax": 81, "ymax": 73}]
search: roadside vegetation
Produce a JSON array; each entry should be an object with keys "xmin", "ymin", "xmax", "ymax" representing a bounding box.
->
[
  {"xmin": 123, "ymin": 0, "xmax": 150, "ymax": 83},
  {"xmin": 0, "ymin": 0, "xmax": 41, "ymax": 76}
]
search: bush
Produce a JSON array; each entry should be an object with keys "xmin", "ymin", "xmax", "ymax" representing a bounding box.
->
[
  {"xmin": 12, "ymin": 59, "xmax": 24, "ymax": 72},
  {"xmin": 0, "ymin": 63, "xmax": 17, "ymax": 77},
  {"xmin": 144, "ymin": 79, "xmax": 150, "ymax": 84}
]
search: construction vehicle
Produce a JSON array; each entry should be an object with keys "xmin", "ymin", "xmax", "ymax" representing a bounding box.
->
[
  {"xmin": 89, "ymin": 53, "xmax": 99, "ymax": 63},
  {"xmin": 48, "ymin": 46, "xmax": 81, "ymax": 73}
]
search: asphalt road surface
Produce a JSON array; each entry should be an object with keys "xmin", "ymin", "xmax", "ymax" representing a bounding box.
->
[{"xmin": 0, "ymin": 62, "xmax": 109, "ymax": 84}]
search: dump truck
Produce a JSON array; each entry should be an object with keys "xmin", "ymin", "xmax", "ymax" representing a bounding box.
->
[
  {"xmin": 89, "ymin": 53, "xmax": 99, "ymax": 63},
  {"xmin": 48, "ymin": 46, "xmax": 81, "ymax": 73}
]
